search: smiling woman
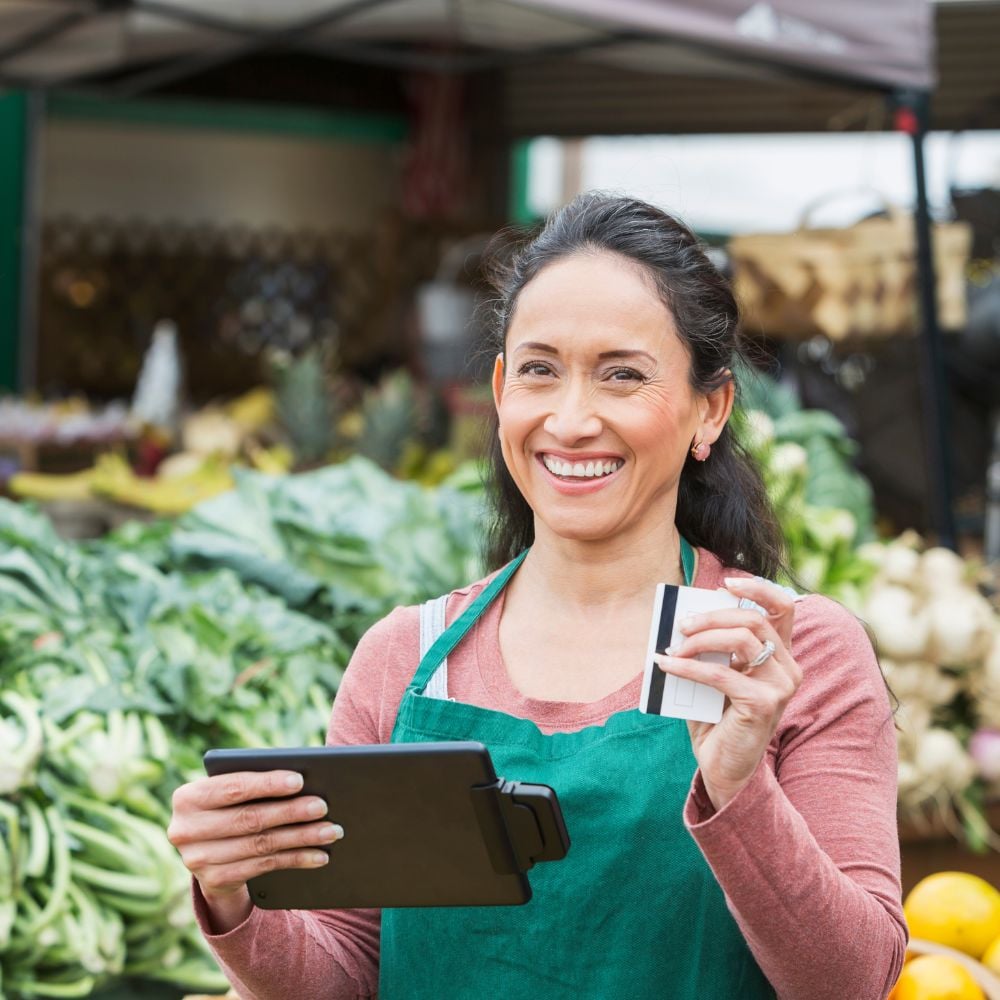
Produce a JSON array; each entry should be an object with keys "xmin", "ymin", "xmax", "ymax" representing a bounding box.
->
[
  {"xmin": 177, "ymin": 194, "xmax": 907, "ymax": 1000},
  {"xmin": 483, "ymin": 196, "xmax": 783, "ymax": 579},
  {"xmin": 493, "ymin": 253, "xmax": 715, "ymax": 550}
]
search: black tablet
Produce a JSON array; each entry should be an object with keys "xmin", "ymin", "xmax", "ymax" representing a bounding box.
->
[{"xmin": 203, "ymin": 741, "xmax": 569, "ymax": 910}]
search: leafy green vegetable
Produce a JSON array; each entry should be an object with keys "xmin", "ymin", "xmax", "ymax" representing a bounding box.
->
[
  {"xmin": 733, "ymin": 369, "xmax": 877, "ymax": 603},
  {"xmin": 0, "ymin": 457, "xmax": 488, "ymax": 999}
]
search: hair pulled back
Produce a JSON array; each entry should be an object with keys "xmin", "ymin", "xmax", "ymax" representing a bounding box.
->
[{"xmin": 482, "ymin": 191, "xmax": 785, "ymax": 578}]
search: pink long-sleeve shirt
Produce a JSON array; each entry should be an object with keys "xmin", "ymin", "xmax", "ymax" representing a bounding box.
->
[{"xmin": 193, "ymin": 549, "xmax": 907, "ymax": 999}]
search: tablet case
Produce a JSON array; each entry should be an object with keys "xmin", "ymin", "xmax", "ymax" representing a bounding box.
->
[{"xmin": 203, "ymin": 742, "xmax": 570, "ymax": 909}]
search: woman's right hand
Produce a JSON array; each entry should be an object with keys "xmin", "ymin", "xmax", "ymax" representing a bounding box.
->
[{"xmin": 168, "ymin": 769, "xmax": 343, "ymax": 932}]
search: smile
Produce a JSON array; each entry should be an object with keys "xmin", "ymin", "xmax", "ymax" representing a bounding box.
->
[{"xmin": 540, "ymin": 455, "xmax": 623, "ymax": 479}]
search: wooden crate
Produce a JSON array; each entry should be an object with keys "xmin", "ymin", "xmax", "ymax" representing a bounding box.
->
[{"xmin": 900, "ymin": 803, "xmax": 1000, "ymax": 894}]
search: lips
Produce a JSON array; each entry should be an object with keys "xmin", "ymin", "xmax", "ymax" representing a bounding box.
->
[{"xmin": 540, "ymin": 454, "xmax": 623, "ymax": 479}]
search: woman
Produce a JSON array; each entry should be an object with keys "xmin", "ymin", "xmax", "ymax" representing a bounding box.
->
[{"xmin": 169, "ymin": 194, "xmax": 907, "ymax": 999}]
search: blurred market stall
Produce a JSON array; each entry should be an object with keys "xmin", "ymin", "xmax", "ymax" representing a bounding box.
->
[
  {"xmin": 2, "ymin": 2, "xmax": 1000, "ymax": 997},
  {"xmin": 3, "ymin": 0, "xmax": 996, "ymax": 547}
]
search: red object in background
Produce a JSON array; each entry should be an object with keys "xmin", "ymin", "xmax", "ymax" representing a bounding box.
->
[
  {"xmin": 401, "ymin": 67, "xmax": 468, "ymax": 220},
  {"xmin": 134, "ymin": 433, "xmax": 169, "ymax": 477},
  {"xmin": 894, "ymin": 106, "xmax": 919, "ymax": 136}
]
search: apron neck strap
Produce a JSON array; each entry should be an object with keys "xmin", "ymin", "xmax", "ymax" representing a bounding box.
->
[
  {"xmin": 410, "ymin": 549, "xmax": 528, "ymax": 690},
  {"xmin": 680, "ymin": 535, "xmax": 696, "ymax": 588},
  {"xmin": 409, "ymin": 537, "xmax": 696, "ymax": 692}
]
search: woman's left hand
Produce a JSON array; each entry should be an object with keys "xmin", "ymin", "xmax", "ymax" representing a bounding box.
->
[{"xmin": 652, "ymin": 577, "xmax": 801, "ymax": 812}]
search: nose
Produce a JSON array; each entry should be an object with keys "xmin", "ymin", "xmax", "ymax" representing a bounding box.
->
[{"xmin": 542, "ymin": 379, "xmax": 603, "ymax": 443}]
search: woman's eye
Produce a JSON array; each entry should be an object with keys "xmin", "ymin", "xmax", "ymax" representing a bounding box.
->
[
  {"xmin": 606, "ymin": 367, "xmax": 645, "ymax": 383},
  {"xmin": 517, "ymin": 362, "xmax": 553, "ymax": 377}
]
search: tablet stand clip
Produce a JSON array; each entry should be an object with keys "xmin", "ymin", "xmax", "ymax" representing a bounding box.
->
[{"xmin": 470, "ymin": 779, "xmax": 570, "ymax": 876}]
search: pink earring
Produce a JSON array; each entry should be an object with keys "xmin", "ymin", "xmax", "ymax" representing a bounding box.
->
[{"xmin": 690, "ymin": 439, "xmax": 710, "ymax": 462}]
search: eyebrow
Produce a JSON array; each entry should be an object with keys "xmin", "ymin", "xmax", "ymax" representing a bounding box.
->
[{"xmin": 513, "ymin": 342, "xmax": 656, "ymax": 364}]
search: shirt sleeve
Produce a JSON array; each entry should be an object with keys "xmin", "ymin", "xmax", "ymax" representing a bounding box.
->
[
  {"xmin": 683, "ymin": 595, "xmax": 908, "ymax": 1000},
  {"xmin": 190, "ymin": 607, "xmax": 416, "ymax": 1000}
]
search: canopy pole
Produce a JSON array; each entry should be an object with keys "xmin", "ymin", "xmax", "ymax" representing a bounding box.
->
[
  {"xmin": 894, "ymin": 89, "xmax": 957, "ymax": 550},
  {"xmin": 0, "ymin": 90, "xmax": 27, "ymax": 391},
  {"xmin": 18, "ymin": 87, "xmax": 43, "ymax": 392}
]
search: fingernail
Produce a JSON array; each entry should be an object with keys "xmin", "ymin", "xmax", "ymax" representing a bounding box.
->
[
  {"xmin": 307, "ymin": 799, "xmax": 328, "ymax": 817},
  {"xmin": 285, "ymin": 773, "xmax": 304, "ymax": 790},
  {"xmin": 319, "ymin": 823, "xmax": 343, "ymax": 842},
  {"xmin": 330, "ymin": 823, "xmax": 345, "ymax": 840},
  {"xmin": 660, "ymin": 645, "xmax": 677, "ymax": 656},
  {"xmin": 308, "ymin": 851, "xmax": 330, "ymax": 865},
  {"xmin": 723, "ymin": 577, "xmax": 745, "ymax": 588},
  {"xmin": 678, "ymin": 615, "xmax": 696, "ymax": 633}
]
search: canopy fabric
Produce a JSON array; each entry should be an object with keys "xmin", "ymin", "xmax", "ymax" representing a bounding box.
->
[
  {"xmin": 0, "ymin": 0, "xmax": 934, "ymax": 92},
  {"xmin": 516, "ymin": 0, "xmax": 934, "ymax": 90}
]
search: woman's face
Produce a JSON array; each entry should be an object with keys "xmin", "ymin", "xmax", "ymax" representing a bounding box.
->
[{"xmin": 493, "ymin": 251, "xmax": 729, "ymax": 547}]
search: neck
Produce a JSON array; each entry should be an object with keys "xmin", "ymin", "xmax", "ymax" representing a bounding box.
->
[{"xmin": 516, "ymin": 520, "xmax": 686, "ymax": 616}]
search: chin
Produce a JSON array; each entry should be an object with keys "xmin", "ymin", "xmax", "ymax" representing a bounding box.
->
[{"xmin": 536, "ymin": 518, "xmax": 619, "ymax": 544}]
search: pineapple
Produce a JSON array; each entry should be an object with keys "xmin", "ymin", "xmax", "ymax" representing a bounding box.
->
[
  {"xmin": 356, "ymin": 371, "xmax": 420, "ymax": 473},
  {"xmin": 272, "ymin": 347, "xmax": 337, "ymax": 466}
]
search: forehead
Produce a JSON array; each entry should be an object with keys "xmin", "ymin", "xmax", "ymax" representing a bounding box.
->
[{"xmin": 507, "ymin": 251, "xmax": 681, "ymax": 357}]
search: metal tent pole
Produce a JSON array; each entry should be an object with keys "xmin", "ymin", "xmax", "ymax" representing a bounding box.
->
[
  {"xmin": 894, "ymin": 89, "xmax": 957, "ymax": 550},
  {"xmin": 18, "ymin": 87, "xmax": 43, "ymax": 393},
  {"xmin": 0, "ymin": 91, "xmax": 26, "ymax": 391}
]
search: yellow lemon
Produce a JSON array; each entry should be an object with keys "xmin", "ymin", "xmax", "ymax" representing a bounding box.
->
[
  {"xmin": 981, "ymin": 933, "xmax": 1000, "ymax": 975},
  {"xmin": 904, "ymin": 872, "xmax": 1000, "ymax": 958},
  {"xmin": 891, "ymin": 955, "xmax": 984, "ymax": 1000}
]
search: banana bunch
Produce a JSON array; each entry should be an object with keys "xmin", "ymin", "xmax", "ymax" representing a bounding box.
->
[
  {"xmin": 6, "ymin": 469, "xmax": 96, "ymax": 504},
  {"xmin": 8, "ymin": 452, "xmax": 234, "ymax": 514},
  {"xmin": 0, "ymin": 693, "xmax": 230, "ymax": 998},
  {"xmin": 225, "ymin": 386, "xmax": 276, "ymax": 434},
  {"xmin": 91, "ymin": 453, "xmax": 234, "ymax": 515}
]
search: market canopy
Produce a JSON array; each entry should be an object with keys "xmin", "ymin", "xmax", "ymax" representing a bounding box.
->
[
  {"xmin": 0, "ymin": 1, "xmax": 938, "ymax": 109},
  {"xmin": 0, "ymin": 1, "xmax": 979, "ymax": 548}
]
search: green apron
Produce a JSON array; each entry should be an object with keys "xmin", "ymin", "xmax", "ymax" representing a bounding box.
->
[{"xmin": 381, "ymin": 542, "xmax": 775, "ymax": 999}]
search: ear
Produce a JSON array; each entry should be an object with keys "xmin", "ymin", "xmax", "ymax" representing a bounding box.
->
[
  {"xmin": 491, "ymin": 353, "xmax": 505, "ymax": 410},
  {"xmin": 699, "ymin": 370, "xmax": 736, "ymax": 446}
]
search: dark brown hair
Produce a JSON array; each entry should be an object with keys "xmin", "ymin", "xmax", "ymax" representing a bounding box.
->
[{"xmin": 481, "ymin": 192, "xmax": 786, "ymax": 577}]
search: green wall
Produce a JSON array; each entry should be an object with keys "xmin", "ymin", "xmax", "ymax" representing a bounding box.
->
[
  {"xmin": 508, "ymin": 138, "xmax": 536, "ymax": 224},
  {"xmin": 0, "ymin": 91, "xmax": 26, "ymax": 392},
  {"xmin": 47, "ymin": 92, "xmax": 406, "ymax": 144}
]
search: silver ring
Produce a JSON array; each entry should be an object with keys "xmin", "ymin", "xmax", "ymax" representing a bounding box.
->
[{"xmin": 746, "ymin": 639, "xmax": 776, "ymax": 670}]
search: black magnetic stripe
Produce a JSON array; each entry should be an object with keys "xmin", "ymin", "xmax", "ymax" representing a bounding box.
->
[{"xmin": 645, "ymin": 585, "xmax": 679, "ymax": 715}]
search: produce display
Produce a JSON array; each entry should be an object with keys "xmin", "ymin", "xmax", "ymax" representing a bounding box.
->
[
  {"xmin": 858, "ymin": 533, "xmax": 1000, "ymax": 850},
  {"xmin": 8, "ymin": 389, "xmax": 286, "ymax": 515},
  {"xmin": 736, "ymin": 371, "xmax": 876, "ymax": 606},
  {"xmin": 3, "ymin": 362, "xmax": 1000, "ymax": 998},
  {"xmin": 892, "ymin": 954, "xmax": 988, "ymax": 1000},
  {"xmin": 738, "ymin": 372, "xmax": 1000, "ymax": 851},
  {"xmin": 6, "ymin": 371, "xmax": 457, "ymax": 515},
  {"xmin": 0, "ymin": 398, "xmax": 132, "ymax": 448},
  {"xmin": 9, "ymin": 452, "xmax": 239, "ymax": 516},
  {"xmin": 0, "ymin": 459, "xmax": 484, "ymax": 998},
  {"xmin": 893, "ymin": 871, "xmax": 1000, "ymax": 999}
]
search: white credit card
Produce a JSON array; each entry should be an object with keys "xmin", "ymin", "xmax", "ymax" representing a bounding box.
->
[{"xmin": 639, "ymin": 584, "xmax": 741, "ymax": 724}]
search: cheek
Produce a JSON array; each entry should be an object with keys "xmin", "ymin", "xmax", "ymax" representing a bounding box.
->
[
  {"xmin": 621, "ymin": 393, "xmax": 689, "ymax": 446},
  {"xmin": 496, "ymin": 393, "xmax": 536, "ymax": 443},
  {"xmin": 495, "ymin": 404, "xmax": 526, "ymax": 472}
]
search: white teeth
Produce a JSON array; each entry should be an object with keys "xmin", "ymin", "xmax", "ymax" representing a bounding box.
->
[{"xmin": 542, "ymin": 455, "xmax": 621, "ymax": 479}]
